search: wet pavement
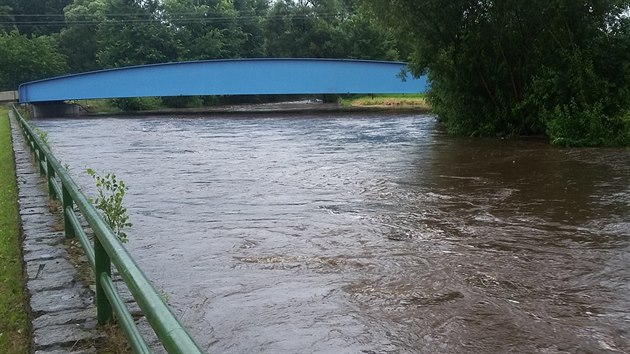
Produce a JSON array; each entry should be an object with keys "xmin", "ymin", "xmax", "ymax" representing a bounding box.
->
[{"xmin": 33, "ymin": 113, "xmax": 630, "ymax": 353}]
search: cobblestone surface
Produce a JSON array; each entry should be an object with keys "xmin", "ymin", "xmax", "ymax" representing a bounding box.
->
[{"xmin": 10, "ymin": 115, "xmax": 104, "ymax": 353}]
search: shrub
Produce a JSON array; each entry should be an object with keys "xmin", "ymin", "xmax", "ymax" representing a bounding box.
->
[
  {"xmin": 86, "ymin": 168, "xmax": 132, "ymax": 243},
  {"xmin": 545, "ymin": 100, "xmax": 630, "ymax": 147},
  {"xmin": 109, "ymin": 97, "xmax": 161, "ymax": 111}
]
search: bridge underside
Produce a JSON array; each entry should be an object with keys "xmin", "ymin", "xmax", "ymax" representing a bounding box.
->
[{"xmin": 18, "ymin": 59, "xmax": 427, "ymax": 104}]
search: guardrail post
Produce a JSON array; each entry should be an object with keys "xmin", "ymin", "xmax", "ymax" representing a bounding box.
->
[
  {"xmin": 95, "ymin": 238, "xmax": 113, "ymax": 324},
  {"xmin": 47, "ymin": 160, "xmax": 56, "ymax": 200},
  {"xmin": 38, "ymin": 149, "xmax": 46, "ymax": 176},
  {"xmin": 62, "ymin": 185, "xmax": 75, "ymax": 238}
]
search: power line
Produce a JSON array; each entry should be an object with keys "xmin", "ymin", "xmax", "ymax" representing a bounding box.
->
[{"xmin": 1, "ymin": 12, "xmax": 351, "ymax": 27}]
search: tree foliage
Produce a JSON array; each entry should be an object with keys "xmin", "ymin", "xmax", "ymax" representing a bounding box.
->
[
  {"xmin": 366, "ymin": 0, "xmax": 630, "ymax": 145},
  {"xmin": 0, "ymin": 30, "xmax": 67, "ymax": 90},
  {"xmin": 57, "ymin": 0, "xmax": 107, "ymax": 72},
  {"xmin": 0, "ymin": 0, "xmax": 72, "ymax": 36},
  {"xmin": 97, "ymin": 0, "xmax": 181, "ymax": 67},
  {"xmin": 86, "ymin": 168, "xmax": 132, "ymax": 243},
  {"xmin": 160, "ymin": 0, "xmax": 258, "ymax": 60},
  {"xmin": 265, "ymin": 0, "xmax": 399, "ymax": 59}
]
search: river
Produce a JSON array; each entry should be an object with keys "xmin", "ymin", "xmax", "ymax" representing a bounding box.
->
[{"xmin": 33, "ymin": 112, "xmax": 629, "ymax": 353}]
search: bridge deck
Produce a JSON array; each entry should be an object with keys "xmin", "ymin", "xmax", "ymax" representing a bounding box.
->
[{"xmin": 18, "ymin": 59, "xmax": 427, "ymax": 103}]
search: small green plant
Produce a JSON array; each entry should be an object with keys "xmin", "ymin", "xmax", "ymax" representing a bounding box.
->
[
  {"xmin": 160, "ymin": 289, "xmax": 170, "ymax": 304},
  {"xmin": 86, "ymin": 168, "xmax": 132, "ymax": 243},
  {"xmin": 34, "ymin": 127, "xmax": 48, "ymax": 146}
]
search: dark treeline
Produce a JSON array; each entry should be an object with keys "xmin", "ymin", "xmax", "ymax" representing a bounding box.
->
[{"xmin": 0, "ymin": 0, "xmax": 402, "ymax": 90}]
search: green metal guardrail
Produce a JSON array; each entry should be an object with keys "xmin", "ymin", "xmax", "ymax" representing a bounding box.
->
[{"xmin": 11, "ymin": 105, "xmax": 204, "ymax": 354}]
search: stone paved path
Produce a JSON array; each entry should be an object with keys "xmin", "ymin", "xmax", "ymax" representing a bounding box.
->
[{"xmin": 10, "ymin": 114, "xmax": 104, "ymax": 354}]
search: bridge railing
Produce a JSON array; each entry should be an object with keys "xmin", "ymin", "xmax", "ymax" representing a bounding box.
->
[{"xmin": 11, "ymin": 104, "xmax": 204, "ymax": 354}]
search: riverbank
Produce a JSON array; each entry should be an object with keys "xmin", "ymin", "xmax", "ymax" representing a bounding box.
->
[
  {"xmin": 73, "ymin": 97, "xmax": 430, "ymax": 117},
  {"xmin": 0, "ymin": 106, "xmax": 29, "ymax": 353},
  {"xmin": 339, "ymin": 94, "xmax": 430, "ymax": 110}
]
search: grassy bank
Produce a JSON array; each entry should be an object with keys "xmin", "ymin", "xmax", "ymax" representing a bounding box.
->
[
  {"xmin": 339, "ymin": 94, "xmax": 430, "ymax": 110},
  {"xmin": 0, "ymin": 106, "xmax": 29, "ymax": 352}
]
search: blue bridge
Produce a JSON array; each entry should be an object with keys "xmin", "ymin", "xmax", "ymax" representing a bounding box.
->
[{"xmin": 18, "ymin": 58, "xmax": 427, "ymax": 104}]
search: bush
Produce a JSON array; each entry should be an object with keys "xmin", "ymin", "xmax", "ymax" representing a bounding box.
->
[
  {"xmin": 545, "ymin": 101, "xmax": 630, "ymax": 146},
  {"xmin": 161, "ymin": 96, "xmax": 203, "ymax": 108},
  {"xmin": 109, "ymin": 97, "xmax": 162, "ymax": 111},
  {"xmin": 86, "ymin": 168, "xmax": 132, "ymax": 243}
]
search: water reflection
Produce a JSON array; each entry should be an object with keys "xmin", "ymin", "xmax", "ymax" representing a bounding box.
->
[{"xmin": 34, "ymin": 113, "xmax": 629, "ymax": 353}]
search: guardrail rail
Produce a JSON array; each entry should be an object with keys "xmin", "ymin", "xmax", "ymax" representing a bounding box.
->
[{"xmin": 11, "ymin": 104, "xmax": 204, "ymax": 354}]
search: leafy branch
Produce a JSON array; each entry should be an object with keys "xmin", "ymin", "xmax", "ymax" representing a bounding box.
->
[
  {"xmin": 34, "ymin": 127, "xmax": 48, "ymax": 146},
  {"xmin": 86, "ymin": 168, "xmax": 132, "ymax": 243}
]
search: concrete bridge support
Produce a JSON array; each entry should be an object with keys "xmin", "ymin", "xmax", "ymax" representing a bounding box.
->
[
  {"xmin": 31, "ymin": 102, "xmax": 85, "ymax": 118},
  {"xmin": 0, "ymin": 90, "xmax": 18, "ymax": 103}
]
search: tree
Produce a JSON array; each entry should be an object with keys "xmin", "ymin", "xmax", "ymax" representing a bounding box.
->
[
  {"xmin": 265, "ymin": 0, "xmax": 399, "ymax": 59},
  {"xmin": 162, "ymin": 0, "xmax": 225, "ymax": 60},
  {"xmin": 0, "ymin": 0, "xmax": 72, "ymax": 36},
  {"xmin": 0, "ymin": 5, "xmax": 14, "ymax": 32},
  {"xmin": 97, "ymin": 0, "xmax": 181, "ymax": 67},
  {"xmin": 161, "ymin": 0, "xmax": 264, "ymax": 60},
  {"xmin": 0, "ymin": 30, "xmax": 68, "ymax": 90},
  {"xmin": 365, "ymin": 0, "xmax": 630, "ymax": 146},
  {"xmin": 57, "ymin": 0, "xmax": 108, "ymax": 73},
  {"xmin": 233, "ymin": 0, "xmax": 268, "ymax": 58},
  {"xmin": 338, "ymin": 0, "xmax": 402, "ymax": 60}
]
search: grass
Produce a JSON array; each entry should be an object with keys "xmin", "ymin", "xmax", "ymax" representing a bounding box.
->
[
  {"xmin": 339, "ymin": 94, "xmax": 431, "ymax": 110},
  {"xmin": 0, "ymin": 105, "xmax": 29, "ymax": 353}
]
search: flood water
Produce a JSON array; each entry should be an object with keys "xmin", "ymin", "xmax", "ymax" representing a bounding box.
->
[{"xmin": 33, "ymin": 113, "xmax": 629, "ymax": 353}]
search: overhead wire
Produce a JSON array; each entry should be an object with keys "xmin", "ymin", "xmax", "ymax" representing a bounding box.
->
[{"xmin": 1, "ymin": 10, "xmax": 351, "ymax": 27}]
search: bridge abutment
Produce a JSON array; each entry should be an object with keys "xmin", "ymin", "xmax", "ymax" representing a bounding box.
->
[
  {"xmin": 31, "ymin": 102, "xmax": 85, "ymax": 118},
  {"xmin": 0, "ymin": 90, "xmax": 18, "ymax": 103}
]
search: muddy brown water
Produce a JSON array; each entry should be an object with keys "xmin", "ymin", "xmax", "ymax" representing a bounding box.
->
[{"xmin": 33, "ymin": 113, "xmax": 629, "ymax": 353}]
